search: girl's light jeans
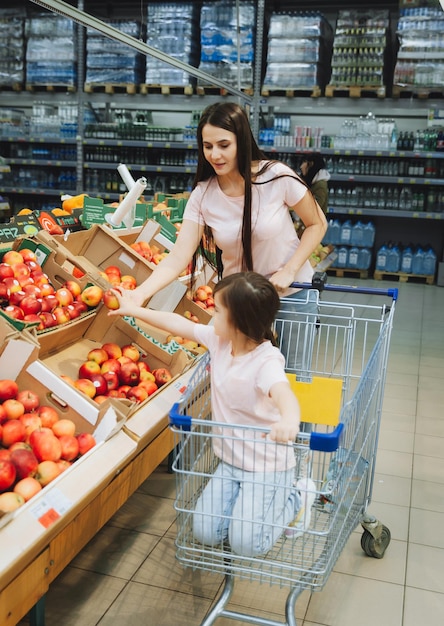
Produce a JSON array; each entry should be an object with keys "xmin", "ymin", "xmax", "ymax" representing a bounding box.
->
[{"xmin": 193, "ymin": 460, "xmax": 299, "ymax": 557}]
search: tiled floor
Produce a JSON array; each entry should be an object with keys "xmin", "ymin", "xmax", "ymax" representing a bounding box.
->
[{"xmin": 19, "ymin": 278, "xmax": 444, "ymax": 626}]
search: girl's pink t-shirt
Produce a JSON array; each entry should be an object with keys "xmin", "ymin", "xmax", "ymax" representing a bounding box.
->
[
  {"xmin": 193, "ymin": 324, "xmax": 296, "ymax": 473},
  {"xmin": 183, "ymin": 160, "xmax": 314, "ymax": 285}
]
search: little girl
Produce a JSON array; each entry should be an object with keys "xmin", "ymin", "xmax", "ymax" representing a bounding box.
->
[{"xmin": 109, "ymin": 271, "xmax": 315, "ymax": 557}]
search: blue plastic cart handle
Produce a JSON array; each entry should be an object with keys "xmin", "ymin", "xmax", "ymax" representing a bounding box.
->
[
  {"xmin": 290, "ymin": 281, "xmax": 398, "ymax": 301},
  {"xmin": 169, "ymin": 403, "xmax": 345, "ymax": 453}
]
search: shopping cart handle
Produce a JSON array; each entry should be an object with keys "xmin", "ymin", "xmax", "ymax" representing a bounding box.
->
[
  {"xmin": 290, "ymin": 279, "xmax": 398, "ymax": 301},
  {"xmin": 309, "ymin": 423, "xmax": 344, "ymax": 452},
  {"xmin": 169, "ymin": 402, "xmax": 192, "ymax": 431}
]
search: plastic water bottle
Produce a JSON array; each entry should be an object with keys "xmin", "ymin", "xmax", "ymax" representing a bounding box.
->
[
  {"xmin": 390, "ymin": 244, "xmax": 401, "ymax": 272},
  {"xmin": 326, "ymin": 219, "xmax": 341, "ymax": 245},
  {"xmin": 351, "ymin": 221, "xmax": 364, "ymax": 247},
  {"xmin": 348, "ymin": 246, "xmax": 359, "ymax": 269},
  {"xmin": 376, "ymin": 244, "xmax": 389, "ymax": 271},
  {"xmin": 422, "ymin": 246, "xmax": 437, "ymax": 276},
  {"xmin": 358, "ymin": 247, "xmax": 372, "ymax": 270},
  {"xmin": 412, "ymin": 246, "xmax": 424, "ymax": 275},
  {"xmin": 336, "ymin": 246, "xmax": 349, "ymax": 268},
  {"xmin": 340, "ymin": 220, "xmax": 353, "ymax": 245},
  {"xmin": 363, "ymin": 222, "xmax": 376, "ymax": 247},
  {"xmin": 401, "ymin": 246, "xmax": 413, "ymax": 274}
]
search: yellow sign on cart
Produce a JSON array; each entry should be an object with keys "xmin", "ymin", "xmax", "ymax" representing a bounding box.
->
[{"xmin": 286, "ymin": 374, "xmax": 343, "ymax": 427}]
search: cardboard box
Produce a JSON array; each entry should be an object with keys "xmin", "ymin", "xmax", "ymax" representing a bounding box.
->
[
  {"xmin": 39, "ymin": 306, "xmax": 193, "ymax": 417},
  {"xmin": 0, "ymin": 334, "xmax": 133, "ymax": 529}
]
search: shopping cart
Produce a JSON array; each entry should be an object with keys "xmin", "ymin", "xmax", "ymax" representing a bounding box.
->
[{"xmin": 169, "ymin": 282, "xmax": 398, "ymax": 626}]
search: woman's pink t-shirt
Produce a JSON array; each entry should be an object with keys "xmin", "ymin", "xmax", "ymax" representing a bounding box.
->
[
  {"xmin": 193, "ymin": 324, "xmax": 296, "ymax": 473},
  {"xmin": 183, "ymin": 160, "xmax": 314, "ymax": 285}
]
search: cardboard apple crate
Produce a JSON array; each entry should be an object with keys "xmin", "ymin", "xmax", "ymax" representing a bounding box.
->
[
  {"xmin": 0, "ymin": 335, "xmax": 134, "ymax": 531},
  {"xmin": 0, "ymin": 237, "xmax": 100, "ymax": 342},
  {"xmin": 40, "ymin": 305, "xmax": 193, "ymax": 418},
  {"xmin": 0, "ymin": 336, "xmax": 137, "ymax": 591}
]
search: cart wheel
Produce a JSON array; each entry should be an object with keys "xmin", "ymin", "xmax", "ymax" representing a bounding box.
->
[{"xmin": 361, "ymin": 525, "xmax": 391, "ymax": 559}]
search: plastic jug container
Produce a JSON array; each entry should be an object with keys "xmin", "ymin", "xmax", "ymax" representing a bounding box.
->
[
  {"xmin": 387, "ymin": 244, "xmax": 401, "ymax": 273},
  {"xmin": 401, "ymin": 246, "xmax": 413, "ymax": 274},
  {"xmin": 351, "ymin": 221, "xmax": 364, "ymax": 247},
  {"xmin": 422, "ymin": 247, "xmax": 437, "ymax": 276},
  {"xmin": 340, "ymin": 220, "xmax": 353, "ymax": 245},
  {"xmin": 412, "ymin": 247, "xmax": 424, "ymax": 275},
  {"xmin": 348, "ymin": 246, "xmax": 359, "ymax": 269},
  {"xmin": 358, "ymin": 247, "xmax": 372, "ymax": 270},
  {"xmin": 363, "ymin": 222, "xmax": 376, "ymax": 247},
  {"xmin": 336, "ymin": 246, "xmax": 348, "ymax": 268},
  {"xmin": 375, "ymin": 244, "xmax": 388, "ymax": 271}
]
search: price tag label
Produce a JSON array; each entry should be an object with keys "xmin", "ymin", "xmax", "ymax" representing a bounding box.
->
[{"xmin": 30, "ymin": 488, "xmax": 72, "ymax": 529}]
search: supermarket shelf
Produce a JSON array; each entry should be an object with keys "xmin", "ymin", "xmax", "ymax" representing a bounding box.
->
[
  {"xmin": 330, "ymin": 174, "xmax": 444, "ymax": 185},
  {"xmin": 327, "ymin": 206, "xmax": 444, "ymax": 219}
]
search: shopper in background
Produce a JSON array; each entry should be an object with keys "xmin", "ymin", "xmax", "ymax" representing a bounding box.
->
[
  {"xmin": 109, "ymin": 271, "xmax": 315, "ymax": 556},
  {"xmin": 299, "ymin": 153, "xmax": 330, "ymax": 214},
  {"xmin": 128, "ymin": 101, "xmax": 327, "ymax": 374}
]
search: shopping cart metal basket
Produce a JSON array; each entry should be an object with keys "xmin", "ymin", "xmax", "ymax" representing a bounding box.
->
[{"xmin": 169, "ymin": 282, "xmax": 398, "ymax": 626}]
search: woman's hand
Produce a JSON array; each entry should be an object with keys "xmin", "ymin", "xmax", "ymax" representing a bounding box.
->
[
  {"xmin": 269, "ymin": 267, "xmax": 296, "ymax": 293},
  {"xmin": 107, "ymin": 287, "xmax": 140, "ymax": 317}
]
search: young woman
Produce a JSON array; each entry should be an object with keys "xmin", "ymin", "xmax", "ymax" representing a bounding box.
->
[
  {"xmin": 108, "ymin": 272, "xmax": 316, "ymax": 557},
  {"xmin": 127, "ymin": 101, "xmax": 327, "ymax": 302}
]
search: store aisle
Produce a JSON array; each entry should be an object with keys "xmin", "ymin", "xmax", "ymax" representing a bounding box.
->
[{"xmin": 18, "ymin": 278, "xmax": 444, "ymax": 626}]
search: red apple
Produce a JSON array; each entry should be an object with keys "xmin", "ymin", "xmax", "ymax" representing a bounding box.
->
[
  {"xmin": 152, "ymin": 368, "xmax": 173, "ymax": 387},
  {"xmin": 126, "ymin": 385, "xmax": 149, "ymax": 403},
  {"xmin": 0, "ymin": 379, "xmax": 18, "ymax": 402},
  {"xmin": 89, "ymin": 374, "xmax": 108, "ymax": 396},
  {"xmin": 52, "ymin": 306, "xmax": 70, "ymax": 325},
  {"xmin": 78, "ymin": 360, "xmax": 102, "ymax": 379},
  {"xmin": 74, "ymin": 378, "xmax": 96, "ymax": 398},
  {"xmin": 138, "ymin": 380, "xmax": 158, "ymax": 396},
  {"xmin": 0, "ymin": 283, "xmax": 8, "ymax": 300},
  {"xmin": 8, "ymin": 289, "xmax": 26, "ymax": 306},
  {"xmin": 36, "ymin": 460, "xmax": 61, "ymax": 486},
  {"xmin": 38, "ymin": 311, "xmax": 57, "ymax": 328},
  {"xmin": 103, "ymin": 371, "xmax": 120, "ymax": 391},
  {"xmin": 39, "ymin": 283, "xmax": 55, "ymax": 297},
  {"xmin": 55, "ymin": 287, "xmax": 74, "ymax": 307},
  {"xmin": 24, "ymin": 313, "xmax": 44, "ymax": 328},
  {"xmin": 65, "ymin": 304, "xmax": 80, "ymax": 320},
  {"xmin": 38, "ymin": 405, "xmax": 59, "ymax": 429},
  {"xmin": 56, "ymin": 459, "xmax": 72, "ymax": 473},
  {"xmin": 101, "ymin": 342, "xmax": 122, "ymax": 360},
  {"xmin": 94, "ymin": 395, "xmax": 109, "ymax": 405},
  {"xmin": 3, "ymin": 399, "xmax": 25, "ymax": 420},
  {"xmin": 76, "ymin": 432, "xmax": 96, "ymax": 455},
  {"xmin": 81, "ymin": 285, "xmax": 103, "ymax": 307},
  {"xmin": 62, "ymin": 280, "xmax": 81, "ymax": 298},
  {"xmin": 117, "ymin": 384, "xmax": 131, "ymax": 396},
  {"xmin": 12, "ymin": 262, "xmax": 30, "ymax": 280},
  {"xmin": 52, "ymin": 418, "xmax": 75, "ymax": 438},
  {"xmin": 13, "ymin": 476, "xmax": 42, "ymax": 501},
  {"xmin": 0, "ymin": 459, "xmax": 16, "ymax": 490},
  {"xmin": 87, "ymin": 348, "xmax": 108, "ymax": 365},
  {"xmin": 19, "ymin": 248, "xmax": 37, "ymax": 263},
  {"xmin": 20, "ymin": 413, "xmax": 42, "ymax": 439},
  {"xmin": 121, "ymin": 344, "xmax": 140, "ymax": 362},
  {"xmin": 3, "ymin": 277, "xmax": 22, "ymax": 294},
  {"xmin": 10, "ymin": 448, "xmax": 39, "ymax": 480},
  {"xmin": 9, "ymin": 441, "xmax": 32, "ymax": 452},
  {"xmin": 0, "ymin": 491, "xmax": 24, "ymax": 512},
  {"xmin": 2, "ymin": 250, "xmax": 24, "ymax": 265},
  {"xmin": 16, "ymin": 389, "xmax": 40, "ymax": 413},
  {"xmin": 101, "ymin": 358, "xmax": 121, "ymax": 375},
  {"xmin": 3, "ymin": 304, "xmax": 24, "ymax": 320},
  {"xmin": 23, "ymin": 285, "xmax": 42, "ymax": 300},
  {"xmin": 32, "ymin": 431, "xmax": 62, "ymax": 462},
  {"xmin": 119, "ymin": 361, "xmax": 140, "ymax": 386},
  {"xmin": 102, "ymin": 290, "xmax": 120, "ymax": 310},
  {"xmin": 0, "ymin": 449, "xmax": 10, "ymax": 461},
  {"xmin": 58, "ymin": 435, "xmax": 79, "ymax": 461},
  {"xmin": 104, "ymin": 265, "xmax": 121, "ymax": 279},
  {"xmin": 0, "ymin": 263, "xmax": 14, "ymax": 280}
]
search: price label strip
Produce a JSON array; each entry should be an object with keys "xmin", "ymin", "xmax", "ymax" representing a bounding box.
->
[{"xmin": 30, "ymin": 488, "xmax": 73, "ymax": 529}]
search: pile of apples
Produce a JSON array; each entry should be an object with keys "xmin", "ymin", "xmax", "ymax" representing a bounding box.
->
[
  {"xmin": 129, "ymin": 240, "xmax": 169, "ymax": 265},
  {"xmin": 0, "ymin": 247, "xmax": 104, "ymax": 330},
  {"xmin": 0, "ymin": 379, "xmax": 96, "ymax": 514},
  {"xmin": 62, "ymin": 341, "xmax": 173, "ymax": 404},
  {"xmin": 190, "ymin": 284, "xmax": 215, "ymax": 314}
]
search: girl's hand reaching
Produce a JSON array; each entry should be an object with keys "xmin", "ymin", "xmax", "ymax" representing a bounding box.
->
[{"xmin": 107, "ymin": 287, "xmax": 139, "ymax": 317}]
